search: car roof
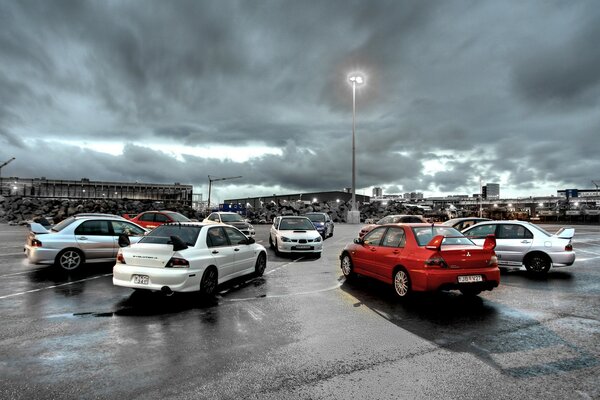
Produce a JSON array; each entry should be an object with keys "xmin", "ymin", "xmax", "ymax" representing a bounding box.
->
[
  {"xmin": 465, "ymin": 220, "xmax": 532, "ymax": 227},
  {"xmin": 74, "ymin": 213, "xmax": 126, "ymax": 219}
]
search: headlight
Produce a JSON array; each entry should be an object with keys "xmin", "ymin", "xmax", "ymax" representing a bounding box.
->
[
  {"xmin": 248, "ymin": 224, "xmax": 254, "ymax": 229},
  {"xmin": 314, "ymin": 236, "xmax": 322, "ymax": 242},
  {"xmin": 281, "ymin": 236, "xmax": 291, "ymax": 242}
]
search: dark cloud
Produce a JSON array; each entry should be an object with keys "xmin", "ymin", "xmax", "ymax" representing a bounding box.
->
[{"xmin": 0, "ymin": 0, "xmax": 598, "ymax": 200}]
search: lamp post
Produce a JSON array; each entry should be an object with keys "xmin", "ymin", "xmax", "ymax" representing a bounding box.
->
[
  {"xmin": 207, "ymin": 175, "xmax": 242, "ymax": 212},
  {"xmin": 348, "ymin": 74, "xmax": 364, "ymax": 224},
  {"xmin": 0, "ymin": 157, "xmax": 16, "ymax": 196}
]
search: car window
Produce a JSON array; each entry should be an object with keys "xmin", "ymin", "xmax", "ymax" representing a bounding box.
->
[
  {"xmin": 497, "ymin": 224, "xmax": 533, "ymax": 239},
  {"xmin": 111, "ymin": 221, "xmax": 146, "ymax": 236},
  {"xmin": 402, "ymin": 216, "xmax": 423, "ymax": 223},
  {"xmin": 139, "ymin": 213, "xmax": 155, "ymax": 222},
  {"xmin": 165, "ymin": 212, "xmax": 190, "ymax": 222},
  {"xmin": 364, "ymin": 227, "xmax": 386, "ymax": 246},
  {"xmin": 279, "ymin": 218, "xmax": 315, "ymax": 230},
  {"xmin": 51, "ymin": 217, "xmax": 76, "ymax": 232},
  {"xmin": 220, "ymin": 213, "xmax": 244, "ymax": 223},
  {"xmin": 464, "ymin": 224, "xmax": 496, "ymax": 238},
  {"xmin": 154, "ymin": 213, "xmax": 169, "ymax": 223},
  {"xmin": 377, "ymin": 216, "xmax": 393, "ymax": 224},
  {"xmin": 206, "ymin": 227, "xmax": 229, "ymax": 247},
  {"xmin": 381, "ymin": 227, "xmax": 405, "ymax": 248},
  {"xmin": 305, "ymin": 214, "xmax": 325, "ymax": 222},
  {"xmin": 141, "ymin": 225, "xmax": 201, "ymax": 246},
  {"xmin": 412, "ymin": 226, "xmax": 469, "ymax": 246},
  {"xmin": 75, "ymin": 220, "xmax": 111, "ymax": 235},
  {"xmin": 224, "ymin": 227, "xmax": 247, "ymax": 244}
]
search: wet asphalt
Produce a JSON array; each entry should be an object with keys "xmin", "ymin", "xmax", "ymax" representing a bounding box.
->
[{"xmin": 0, "ymin": 223, "xmax": 599, "ymax": 399}]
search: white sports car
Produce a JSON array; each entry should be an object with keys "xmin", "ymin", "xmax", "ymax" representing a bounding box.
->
[
  {"xmin": 269, "ymin": 216, "xmax": 323, "ymax": 258},
  {"xmin": 113, "ymin": 222, "xmax": 267, "ymax": 296}
]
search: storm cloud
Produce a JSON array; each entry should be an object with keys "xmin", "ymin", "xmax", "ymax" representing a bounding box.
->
[{"xmin": 0, "ymin": 0, "xmax": 598, "ymax": 202}]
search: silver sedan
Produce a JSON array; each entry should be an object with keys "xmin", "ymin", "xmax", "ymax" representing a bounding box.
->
[
  {"xmin": 24, "ymin": 214, "xmax": 147, "ymax": 271},
  {"xmin": 462, "ymin": 220, "xmax": 575, "ymax": 274}
]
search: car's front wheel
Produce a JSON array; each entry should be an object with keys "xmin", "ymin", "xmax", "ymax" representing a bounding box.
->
[
  {"xmin": 393, "ymin": 268, "xmax": 411, "ymax": 298},
  {"xmin": 56, "ymin": 249, "xmax": 84, "ymax": 271},
  {"xmin": 524, "ymin": 253, "xmax": 551, "ymax": 274},
  {"xmin": 255, "ymin": 253, "xmax": 266, "ymax": 276},
  {"xmin": 340, "ymin": 253, "xmax": 355, "ymax": 280}
]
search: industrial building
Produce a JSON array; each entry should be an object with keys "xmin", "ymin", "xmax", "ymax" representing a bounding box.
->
[{"xmin": 225, "ymin": 190, "xmax": 370, "ymax": 210}]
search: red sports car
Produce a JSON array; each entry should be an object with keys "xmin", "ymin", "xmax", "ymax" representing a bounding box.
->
[
  {"xmin": 340, "ymin": 223, "xmax": 499, "ymax": 298},
  {"xmin": 122, "ymin": 210, "xmax": 190, "ymax": 230}
]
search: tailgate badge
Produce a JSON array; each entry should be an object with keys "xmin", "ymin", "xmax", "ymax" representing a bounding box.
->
[{"xmin": 466, "ymin": 252, "xmax": 471, "ymax": 257}]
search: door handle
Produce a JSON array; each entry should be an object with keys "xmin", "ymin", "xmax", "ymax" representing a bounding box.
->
[
  {"xmin": 393, "ymin": 250, "xmax": 400, "ymax": 254},
  {"xmin": 212, "ymin": 250, "xmax": 219, "ymax": 254},
  {"xmin": 370, "ymin": 248, "xmax": 377, "ymax": 252},
  {"xmin": 78, "ymin": 237, "xmax": 88, "ymax": 240},
  {"xmin": 521, "ymin": 240, "xmax": 531, "ymax": 244},
  {"xmin": 234, "ymin": 248, "xmax": 240, "ymax": 252}
]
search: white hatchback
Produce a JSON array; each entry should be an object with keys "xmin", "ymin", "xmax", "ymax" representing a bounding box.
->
[
  {"xmin": 113, "ymin": 222, "xmax": 267, "ymax": 296},
  {"xmin": 269, "ymin": 216, "xmax": 323, "ymax": 258}
]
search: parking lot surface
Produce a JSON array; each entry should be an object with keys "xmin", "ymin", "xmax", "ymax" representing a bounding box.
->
[{"xmin": 1, "ymin": 222, "xmax": 599, "ymax": 399}]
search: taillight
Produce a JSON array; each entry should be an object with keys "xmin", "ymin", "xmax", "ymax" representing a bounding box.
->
[
  {"xmin": 116, "ymin": 251, "xmax": 126, "ymax": 264},
  {"xmin": 166, "ymin": 257, "xmax": 189, "ymax": 268},
  {"xmin": 31, "ymin": 239, "xmax": 43, "ymax": 247},
  {"xmin": 565, "ymin": 243, "xmax": 573, "ymax": 251},
  {"xmin": 425, "ymin": 256, "xmax": 448, "ymax": 268},
  {"xmin": 488, "ymin": 255, "xmax": 498, "ymax": 266}
]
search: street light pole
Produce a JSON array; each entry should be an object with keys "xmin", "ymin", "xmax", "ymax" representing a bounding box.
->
[
  {"xmin": 348, "ymin": 74, "xmax": 364, "ymax": 224},
  {"xmin": 0, "ymin": 157, "xmax": 16, "ymax": 196},
  {"xmin": 207, "ymin": 175, "xmax": 242, "ymax": 212}
]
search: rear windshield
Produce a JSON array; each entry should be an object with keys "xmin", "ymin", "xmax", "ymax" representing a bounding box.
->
[
  {"xmin": 279, "ymin": 218, "xmax": 316, "ymax": 230},
  {"xmin": 305, "ymin": 214, "xmax": 325, "ymax": 222},
  {"xmin": 526, "ymin": 223, "xmax": 551, "ymax": 237},
  {"xmin": 412, "ymin": 226, "xmax": 473, "ymax": 246},
  {"xmin": 140, "ymin": 225, "xmax": 201, "ymax": 246},
  {"xmin": 165, "ymin": 212, "xmax": 191, "ymax": 222},
  {"xmin": 51, "ymin": 217, "xmax": 77, "ymax": 232},
  {"xmin": 220, "ymin": 213, "xmax": 244, "ymax": 222}
]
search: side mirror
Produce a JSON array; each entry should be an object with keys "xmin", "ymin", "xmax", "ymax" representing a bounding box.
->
[
  {"xmin": 425, "ymin": 235, "xmax": 444, "ymax": 250},
  {"xmin": 241, "ymin": 237, "xmax": 256, "ymax": 245},
  {"xmin": 483, "ymin": 234, "xmax": 496, "ymax": 250},
  {"xmin": 118, "ymin": 233, "xmax": 131, "ymax": 248},
  {"xmin": 170, "ymin": 235, "xmax": 188, "ymax": 252},
  {"xmin": 353, "ymin": 237, "xmax": 364, "ymax": 245}
]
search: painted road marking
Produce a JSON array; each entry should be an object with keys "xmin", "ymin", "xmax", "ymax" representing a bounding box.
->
[{"xmin": 0, "ymin": 273, "xmax": 112, "ymax": 299}]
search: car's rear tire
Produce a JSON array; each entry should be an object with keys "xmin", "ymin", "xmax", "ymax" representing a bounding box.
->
[
  {"xmin": 199, "ymin": 267, "xmax": 218, "ymax": 297},
  {"xmin": 393, "ymin": 268, "xmax": 411, "ymax": 298},
  {"xmin": 340, "ymin": 253, "xmax": 355, "ymax": 280},
  {"xmin": 55, "ymin": 249, "xmax": 84, "ymax": 271},
  {"xmin": 269, "ymin": 235, "xmax": 274, "ymax": 249},
  {"xmin": 460, "ymin": 288, "xmax": 482, "ymax": 296},
  {"xmin": 273, "ymin": 239, "xmax": 281, "ymax": 256},
  {"xmin": 524, "ymin": 253, "xmax": 551, "ymax": 274},
  {"xmin": 255, "ymin": 253, "xmax": 266, "ymax": 276}
]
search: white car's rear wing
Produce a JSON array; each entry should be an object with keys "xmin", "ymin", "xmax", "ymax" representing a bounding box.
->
[
  {"xmin": 554, "ymin": 227, "xmax": 575, "ymax": 239},
  {"xmin": 28, "ymin": 222, "xmax": 50, "ymax": 235}
]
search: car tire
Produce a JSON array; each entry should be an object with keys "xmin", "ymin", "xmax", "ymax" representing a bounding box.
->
[
  {"xmin": 269, "ymin": 235, "xmax": 274, "ymax": 249},
  {"xmin": 273, "ymin": 239, "xmax": 281, "ymax": 256},
  {"xmin": 340, "ymin": 253, "xmax": 355, "ymax": 280},
  {"xmin": 524, "ymin": 253, "xmax": 551, "ymax": 274},
  {"xmin": 255, "ymin": 253, "xmax": 267, "ymax": 277},
  {"xmin": 460, "ymin": 288, "xmax": 482, "ymax": 297},
  {"xmin": 199, "ymin": 267, "xmax": 218, "ymax": 297},
  {"xmin": 393, "ymin": 268, "xmax": 411, "ymax": 298},
  {"xmin": 329, "ymin": 227, "xmax": 334, "ymax": 238},
  {"xmin": 55, "ymin": 248, "xmax": 84, "ymax": 271}
]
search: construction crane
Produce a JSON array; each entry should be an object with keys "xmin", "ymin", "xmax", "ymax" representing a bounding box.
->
[
  {"xmin": 0, "ymin": 157, "xmax": 15, "ymax": 178},
  {"xmin": 207, "ymin": 175, "xmax": 242, "ymax": 211},
  {"xmin": 592, "ymin": 180, "xmax": 600, "ymax": 190}
]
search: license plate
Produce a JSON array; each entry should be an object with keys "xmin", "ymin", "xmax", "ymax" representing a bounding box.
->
[
  {"xmin": 458, "ymin": 275, "xmax": 483, "ymax": 283},
  {"xmin": 295, "ymin": 245, "xmax": 311, "ymax": 249},
  {"xmin": 132, "ymin": 274, "xmax": 149, "ymax": 285}
]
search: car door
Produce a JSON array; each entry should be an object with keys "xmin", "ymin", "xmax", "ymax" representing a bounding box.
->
[
  {"xmin": 154, "ymin": 213, "xmax": 170, "ymax": 226},
  {"xmin": 74, "ymin": 220, "xmax": 114, "ymax": 260},
  {"xmin": 206, "ymin": 226, "xmax": 237, "ymax": 280},
  {"xmin": 352, "ymin": 227, "xmax": 387, "ymax": 279},
  {"xmin": 495, "ymin": 224, "xmax": 533, "ymax": 266},
  {"xmin": 223, "ymin": 226, "xmax": 255, "ymax": 275},
  {"xmin": 138, "ymin": 212, "xmax": 158, "ymax": 229},
  {"xmin": 375, "ymin": 227, "xmax": 406, "ymax": 280}
]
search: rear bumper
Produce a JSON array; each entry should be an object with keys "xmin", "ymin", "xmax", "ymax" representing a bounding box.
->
[
  {"xmin": 549, "ymin": 251, "xmax": 576, "ymax": 266},
  {"xmin": 412, "ymin": 267, "xmax": 500, "ymax": 292},
  {"xmin": 112, "ymin": 264, "xmax": 203, "ymax": 292},
  {"xmin": 24, "ymin": 246, "xmax": 59, "ymax": 265}
]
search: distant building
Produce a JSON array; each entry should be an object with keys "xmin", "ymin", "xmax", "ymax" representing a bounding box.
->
[
  {"xmin": 225, "ymin": 190, "xmax": 370, "ymax": 210},
  {"xmin": 372, "ymin": 187, "xmax": 383, "ymax": 197},
  {"xmin": 483, "ymin": 183, "xmax": 500, "ymax": 199},
  {"xmin": 403, "ymin": 192, "xmax": 424, "ymax": 200}
]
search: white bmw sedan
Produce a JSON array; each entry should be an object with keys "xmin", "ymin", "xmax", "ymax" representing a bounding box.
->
[
  {"xmin": 113, "ymin": 222, "xmax": 267, "ymax": 296},
  {"xmin": 269, "ymin": 216, "xmax": 323, "ymax": 258}
]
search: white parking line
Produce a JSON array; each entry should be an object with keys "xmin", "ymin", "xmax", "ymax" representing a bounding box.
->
[
  {"xmin": 0, "ymin": 273, "xmax": 112, "ymax": 300},
  {"xmin": 0, "ymin": 268, "xmax": 47, "ymax": 278},
  {"xmin": 220, "ymin": 282, "xmax": 343, "ymax": 302},
  {"xmin": 0, "ymin": 252, "xmax": 26, "ymax": 257},
  {"xmin": 264, "ymin": 257, "xmax": 305, "ymax": 275}
]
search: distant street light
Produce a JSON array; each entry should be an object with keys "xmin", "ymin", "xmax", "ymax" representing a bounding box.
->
[
  {"xmin": 207, "ymin": 175, "xmax": 242, "ymax": 211},
  {"xmin": 0, "ymin": 157, "xmax": 16, "ymax": 195},
  {"xmin": 348, "ymin": 73, "xmax": 365, "ymax": 224}
]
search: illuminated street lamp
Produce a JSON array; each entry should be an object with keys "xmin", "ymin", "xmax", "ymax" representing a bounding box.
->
[{"xmin": 348, "ymin": 73, "xmax": 364, "ymax": 224}]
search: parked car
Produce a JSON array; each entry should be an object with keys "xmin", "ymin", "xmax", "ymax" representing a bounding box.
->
[
  {"xmin": 462, "ymin": 220, "xmax": 575, "ymax": 274},
  {"xmin": 203, "ymin": 212, "xmax": 255, "ymax": 237},
  {"xmin": 123, "ymin": 210, "xmax": 190, "ymax": 230},
  {"xmin": 442, "ymin": 217, "xmax": 491, "ymax": 231},
  {"xmin": 269, "ymin": 216, "xmax": 323, "ymax": 258},
  {"xmin": 303, "ymin": 212, "xmax": 334, "ymax": 239},
  {"xmin": 359, "ymin": 214, "xmax": 425, "ymax": 238},
  {"xmin": 113, "ymin": 222, "xmax": 267, "ymax": 296},
  {"xmin": 24, "ymin": 214, "xmax": 147, "ymax": 271},
  {"xmin": 340, "ymin": 223, "xmax": 499, "ymax": 298}
]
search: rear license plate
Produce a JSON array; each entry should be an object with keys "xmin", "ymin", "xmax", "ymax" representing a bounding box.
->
[
  {"xmin": 133, "ymin": 274, "xmax": 149, "ymax": 285},
  {"xmin": 458, "ymin": 275, "xmax": 483, "ymax": 283},
  {"xmin": 295, "ymin": 245, "xmax": 311, "ymax": 249}
]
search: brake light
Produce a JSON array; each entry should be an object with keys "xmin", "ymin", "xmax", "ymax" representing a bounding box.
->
[
  {"xmin": 116, "ymin": 251, "xmax": 126, "ymax": 264},
  {"xmin": 31, "ymin": 239, "xmax": 43, "ymax": 247},
  {"xmin": 166, "ymin": 257, "xmax": 189, "ymax": 268},
  {"xmin": 483, "ymin": 234, "xmax": 496, "ymax": 250},
  {"xmin": 565, "ymin": 243, "xmax": 573, "ymax": 251},
  {"xmin": 425, "ymin": 256, "xmax": 448, "ymax": 268}
]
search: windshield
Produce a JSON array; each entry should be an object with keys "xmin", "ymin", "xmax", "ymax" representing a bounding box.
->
[
  {"xmin": 141, "ymin": 225, "xmax": 201, "ymax": 246},
  {"xmin": 165, "ymin": 212, "xmax": 190, "ymax": 222},
  {"xmin": 220, "ymin": 213, "xmax": 245, "ymax": 223},
  {"xmin": 51, "ymin": 217, "xmax": 76, "ymax": 232},
  {"xmin": 305, "ymin": 214, "xmax": 325, "ymax": 222},
  {"xmin": 279, "ymin": 218, "xmax": 316, "ymax": 230},
  {"xmin": 526, "ymin": 223, "xmax": 551, "ymax": 237},
  {"xmin": 412, "ymin": 226, "xmax": 473, "ymax": 246}
]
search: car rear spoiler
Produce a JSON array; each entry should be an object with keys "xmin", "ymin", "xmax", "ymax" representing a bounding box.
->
[
  {"xmin": 28, "ymin": 222, "xmax": 50, "ymax": 234},
  {"xmin": 554, "ymin": 227, "xmax": 575, "ymax": 239}
]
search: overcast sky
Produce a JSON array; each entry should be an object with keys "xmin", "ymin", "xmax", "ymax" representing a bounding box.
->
[{"xmin": 1, "ymin": 0, "xmax": 599, "ymax": 203}]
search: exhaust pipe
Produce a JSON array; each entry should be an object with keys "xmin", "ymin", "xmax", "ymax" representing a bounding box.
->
[{"xmin": 161, "ymin": 286, "xmax": 173, "ymax": 296}]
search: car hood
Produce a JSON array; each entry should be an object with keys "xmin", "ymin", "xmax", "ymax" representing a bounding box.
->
[
  {"xmin": 228, "ymin": 221, "xmax": 251, "ymax": 228},
  {"xmin": 277, "ymin": 230, "xmax": 320, "ymax": 240}
]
